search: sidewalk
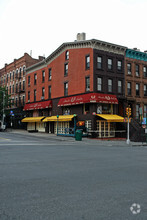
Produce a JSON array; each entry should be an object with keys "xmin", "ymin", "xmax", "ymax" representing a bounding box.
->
[{"xmin": 5, "ymin": 128, "xmax": 147, "ymax": 147}]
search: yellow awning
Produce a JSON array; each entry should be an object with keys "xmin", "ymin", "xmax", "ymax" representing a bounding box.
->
[
  {"xmin": 21, "ymin": 117, "xmax": 45, "ymax": 123},
  {"xmin": 43, "ymin": 115, "xmax": 76, "ymax": 122},
  {"xmin": 96, "ymin": 114, "xmax": 124, "ymax": 122}
]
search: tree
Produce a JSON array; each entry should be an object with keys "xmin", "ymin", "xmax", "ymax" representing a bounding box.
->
[{"xmin": 0, "ymin": 86, "xmax": 11, "ymax": 121}]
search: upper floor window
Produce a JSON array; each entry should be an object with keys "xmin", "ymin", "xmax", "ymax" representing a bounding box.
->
[
  {"xmin": 16, "ymin": 83, "xmax": 18, "ymax": 93},
  {"xmin": 64, "ymin": 82, "xmax": 68, "ymax": 96},
  {"xmin": 28, "ymin": 76, "xmax": 30, "ymax": 86},
  {"xmin": 34, "ymin": 73, "xmax": 37, "ymax": 85},
  {"xmin": 143, "ymin": 66, "xmax": 147, "ymax": 77},
  {"xmin": 28, "ymin": 91, "xmax": 30, "ymax": 102},
  {"xmin": 108, "ymin": 79, "xmax": 112, "ymax": 92},
  {"xmin": 48, "ymin": 68, "xmax": 52, "ymax": 80},
  {"xmin": 85, "ymin": 55, "xmax": 90, "ymax": 69},
  {"xmin": 127, "ymin": 82, "xmax": 131, "ymax": 95},
  {"xmin": 97, "ymin": 77, "xmax": 102, "ymax": 91},
  {"xmin": 42, "ymin": 87, "xmax": 45, "ymax": 99},
  {"xmin": 10, "ymin": 72, "xmax": 11, "ymax": 81},
  {"xmin": 118, "ymin": 80, "xmax": 122, "ymax": 93},
  {"xmin": 19, "ymin": 67, "xmax": 22, "ymax": 78},
  {"xmin": 23, "ymin": 81, "xmax": 25, "ymax": 90},
  {"xmin": 136, "ymin": 64, "xmax": 139, "ymax": 76},
  {"xmin": 108, "ymin": 58, "xmax": 113, "ymax": 70},
  {"xmin": 34, "ymin": 90, "xmax": 36, "ymax": 102},
  {"xmin": 12, "ymin": 84, "xmax": 14, "ymax": 93},
  {"xmin": 19, "ymin": 82, "xmax": 21, "ymax": 91},
  {"xmin": 23, "ymin": 66, "xmax": 26, "ymax": 76},
  {"xmin": 85, "ymin": 76, "xmax": 90, "ymax": 92},
  {"xmin": 42, "ymin": 70, "xmax": 45, "ymax": 82},
  {"xmin": 64, "ymin": 63, "xmax": 68, "ymax": 76},
  {"xmin": 7, "ymin": 74, "xmax": 8, "ymax": 82},
  {"xmin": 97, "ymin": 56, "xmax": 102, "ymax": 69},
  {"xmin": 136, "ymin": 83, "xmax": 140, "ymax": 96},
  {"xmin": 22, "ymin": 96, "xmax": 25, "ymax": 106},
  {"xmin": 117, "ymin": 60, "xmax": 122, "ymax": 71},
  {"xmin": 144, "ymin": 85, "xmax": 147, "ymax": 96},
  {"xmin": 65, "ymin": 51, "xmax": 69, "ymax": 60},
  {"xmin": 127, "ymin": 63, "xmax": 131, "ymax": 75},
  {"xmin": 16, "ymin": 69, "xmax": 18, "ymax": 78},
  {"xmin": 48, "ymin": 85, "xmax": 51, "ymax": 99},
  {"xmin": 13, "ymin": 71, "xmax": 14, "ymax": 80}
]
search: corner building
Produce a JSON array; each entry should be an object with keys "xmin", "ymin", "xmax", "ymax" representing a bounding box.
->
[{"xmin": 24, "ymin": 34, "xmax": 126, "ymax": 137}]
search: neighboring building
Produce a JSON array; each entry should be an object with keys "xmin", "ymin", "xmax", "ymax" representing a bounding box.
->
[
  {"xmin": 0, "ymin": 53, "xmax": 44, "ymax": 128},
  {"xmin": 125, "ymin": 49, "xmax": 147, "ymax": 120},
  {"xmin": 23, "ymin": 33, "xmax": 127, "ymax": 137}
]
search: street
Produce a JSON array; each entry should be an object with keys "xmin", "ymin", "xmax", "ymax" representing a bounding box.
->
[{"xmin": 0, "ymin": 131, "xmax": 147, "ymax": 220}]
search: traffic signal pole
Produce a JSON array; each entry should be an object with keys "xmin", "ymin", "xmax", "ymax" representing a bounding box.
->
[{"xmin": 126, "ymin": 106, "xmax": 131, "ymax": 145}]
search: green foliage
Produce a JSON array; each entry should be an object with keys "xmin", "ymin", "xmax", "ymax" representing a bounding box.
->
[{"xmin": 0, "ymin": 86, "xmax": 11, "ymax": 120}]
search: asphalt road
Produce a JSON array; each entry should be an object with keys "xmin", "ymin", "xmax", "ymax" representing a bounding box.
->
[{"xmin": 0, "ymin": 131, "xmax": 147, "ymax": 220}]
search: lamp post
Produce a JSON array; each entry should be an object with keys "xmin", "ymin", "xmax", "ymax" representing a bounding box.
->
[{"xmin": 57, "ymin": 115, "xmax": 59, "ymax": 136}]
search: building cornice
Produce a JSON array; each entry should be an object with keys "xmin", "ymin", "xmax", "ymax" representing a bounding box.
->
[
  {"xmin": 126, "ymin": 49, "xmax": 147, "ymax": 61},
  {"xmin": 26, "ymin": 39, "xmax": 127, "ymax": 74}
]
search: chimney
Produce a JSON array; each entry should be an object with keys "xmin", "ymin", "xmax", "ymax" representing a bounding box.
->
[{"xmin": 77, "ymin": 33, "xmax": 86, "ymax": 41}]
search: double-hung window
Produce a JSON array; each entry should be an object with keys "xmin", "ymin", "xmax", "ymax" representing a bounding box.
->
[
  {"xmin": 34, "ymin": 73, "xmax": 37, "ymax": 85},
  {"xmin": 143, "ymin": 66, "xmax": 147, "ymax": 77},
  {"xmin": 97, "ymin": 56, "xmax": 102, "ymax": 69},
  {"xmin": 118, "ymin": 80, "xmax": 122, "ymax": 93},
  {"xmin": 48, "ymin": 68, "xmax": 52, "ymax": 80},
  {"xmin": 86, "ymin": 55, "xmax": 90, "ymax": 69},
  {"xmin": 42, "ymin": 70, "xmax": 45, "ymax": 82},
  {"xmin": 97, "ymin": 77, "xmax": 102, "ymax": 91},
  {"xmin": 127, "ymin": 82, "xmax": 131, "ymax": 95},
  {"xmin": 136, "ymin": 83, "xmax": 140, "ymax": 96},
  {"xmin": 42, "ymin": 87, "xmax": 45, "ymax": 99},
  {"xmin": 117, "ymin": 60, "xmax": 122, "ymax": 71},
  {"xmin": 108, "ymin": 58, "xmax": 113, "ymax": 70},
  {"xmin": 34, "ymin": 90, "xmax": 36, "ymax": 102},
  {"xmin": 108, "ymin": 79, "xmax": 112, "ymax": 92},
  {"xmin": 85, "ymin": 76, "xmax": 90, "ymax": 92},
  {"xmin": 127, "ymin": 63, "xmax": 131, "ymax": 74},
  {"xmin": 64, "ymin": 63, "xmax": 68, "ymax": 76},
  {"xmin": 136, "ymin": 65, "xmax": 139, "ymax": 76},
  {"xmin": 48, "ymin": 86, "xmax": 51, "ymax": 99},
  {"xmin": 144, "ymin": 85, "xmax": 147, "ymax": 96},
  {"xmin": 64, "ymin": 82, "xmax": 68, "ymax": 96}
]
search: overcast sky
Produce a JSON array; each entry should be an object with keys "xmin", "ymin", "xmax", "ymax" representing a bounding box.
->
[{"xmin": 0, "ymin": 0, "xmax": 147, "ymax": 68}]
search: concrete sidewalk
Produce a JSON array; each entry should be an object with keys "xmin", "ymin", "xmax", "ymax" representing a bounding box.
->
[{"xmin": 4, "ymin": 128, "xmax": 147, "ymax": 147}]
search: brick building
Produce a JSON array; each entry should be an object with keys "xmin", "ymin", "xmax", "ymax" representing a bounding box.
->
[
  {"xmin": 0, "ymin": 53, "xmax": 44, "ymax": 128},
  {"xmin": 125, "ymin": 49, "xmax": 147, "ymax": 120},
  {"xmin": 23, "ymin": 34, "xmax": 127, "ymax": 137}
]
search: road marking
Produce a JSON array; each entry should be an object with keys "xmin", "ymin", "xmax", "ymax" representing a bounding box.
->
[{"xmin": 0, "ymin": 137, "xmax": 11, "ymax": 141}]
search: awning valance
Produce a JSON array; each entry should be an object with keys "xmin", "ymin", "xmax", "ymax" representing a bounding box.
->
[
  {"xmin": 21, "ymin": 117, "xmax": 45, "ymax": 122},
  {"xmin": 43, "ymin": 115, "xmax": 76, "ymax": 122},
  {"xmin": 96, "ymin": 114, "xmax": 124, "ymax": 122},
  {"xmin": 23, "ymin": 100, "xmax": 52, "ymax": 111},
  {"xmin": 58, "ymin": 93, "xmax": 118, "ymax": 106}
]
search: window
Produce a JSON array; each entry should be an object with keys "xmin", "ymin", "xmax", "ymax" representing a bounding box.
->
[
  {"xmin": 12, "ymin": 84, "xmax": 14, "ymax": 93},
  {"xmin": 22, "ymin": 96, "xmax": 25, "ymax": 106},
  {"xmin": 9, "ymin": 86, "xmax": 11, "ymax": 94},
  {"xmin": 42, "ymin": 87, "xmax": 45, "ymax": 99},
  {"xmin": 23, "ymin": 81, "xmax": 25, "ymax": 90},
  {"xmin": 10, "ymin": 72, "xmax": 11, "ymax": 81},
  {"xmin": 108, "ymin": 79, "xmax": 112, "ymax": 92},
  {"xmin": 19, "ymin": 82, "xmax": 21, "ymax": 91},
  {"xmin": 97, "ymin": 56, "xmax": 102, "ymax": 69},
  {"xmin": 48, "ymin": 85, "xmax": 51, "ymax": 99},
  {"xmin": 19, "ymin": 67, "xmax": 21, "ymax": 78},
  {"xmin": 28, "ymin": 91, "xmax": 30, "ymax": 102},
  {"xmin": 16, "ymin": 83, "xmax": 18, "ymax": 93},
  {"xmin": 64, "ymin": 63, "xmax": 68, "ymax": 76},
  {"xmin": 136, "ymin": 83, "xmax": 140, "ymax": 96},
  {"xmin": 86, "ymin": 55, "xmax": 90, "ymax": 69},
  {"xmin": 23, "ymin": 66, "xmax": 26, "ymax": 76},
  {"xmin": 13, "ymin": 71, "xmax": 14, "ymax": 80},
  {"xmin": 108, "ymin": 58, "xmax": 113, "ymax": 70},
  {"xmin": 7, "ymin": 74, "xmax": 8, "ymax": 82},
  {"xmin": 19, "ymin": 96, "xmax": 21, "ymax": 106},
  {"xmin": 48, "ymin": 68, "xmax": 52, "ymax": 80},
  {"xmin": 127, "ymin": 82, "xmax": 131, "ymax": 95},
  {"xmin": 144, "ymin": 105, "xmax": 147, "ymax": 118},
  {"xmin": 28, "ymin": 76, "xmax": 30, "ymax": 86},
  {"xmin": 136, "ymin": 64, "xmax": 139, "ymax": 76},
  {"xmin": 65, "ymin": 51, "xmax": 69, "ymax": 60},
  {"xmin": 34, "ymin": 90, "xmax": 36, "ymax": 102},
  {"xmin": 83, "ymin": 103, "xmax": 90, "ymax": 114},
  {"xmin": 144, "ymin": 85, "xmax": 147, "ymax": 96},
  {"xmin": 16, "ymin": 97, "xmax": 18, "ymax": 106},
  {"xmin": 117, "ymin": 60, "xmax": 122, "ymax": 71},
  {"xmin": 97, "ymin": 77, "xmax": 102, "ymax": 91},
  {"xmin": 64, "ymin": 82, "xmax": 68, "ymax": 96},
  {"xmin": 127, "ymin": 63, "xmax": 131, "ymax": 74},
  {"xmin": 118, "ymin": 80, "xmax": 122, "ymax": 93},
  {"xmin": 85, "ymin": 76, "xmax": 90, "ymax": 92},
  {"xmin": 42, "ymin": 70, "xmax": 45, "ymax": 82},
  {"xmin": 143, "ymin": 66, "xmax": 147, "ymax": 77},
  {"xmin": 34, "ymin": 73, "xmax": 37, "ymax": 85},
  {"xmin": 136, "ymin": 104, "xmax": 140, "ymax": 119}
]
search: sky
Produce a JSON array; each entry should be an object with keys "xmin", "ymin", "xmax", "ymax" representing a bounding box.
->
[{"xmin": 0, "ymin": 0, "xmax": 147, "ymax": 68}]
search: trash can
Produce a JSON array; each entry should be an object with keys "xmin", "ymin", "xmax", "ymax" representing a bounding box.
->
[{"xmin": 75, "ymin": 129, "xmax": 82, "ymax": 141}]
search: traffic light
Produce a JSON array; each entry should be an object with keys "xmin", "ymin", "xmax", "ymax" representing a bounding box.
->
[
  {"xmin": 126, "ymin": 107, "xmax": 129, "ymax": 116},
  {"xmin": 128, "ymin": 107, "xmax": 131, "ymax": 116}
]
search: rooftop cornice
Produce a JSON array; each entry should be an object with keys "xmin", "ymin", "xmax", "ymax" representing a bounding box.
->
[
  {"xmin": 126, "ymin": 49, "xmax": 147, "ymax": 61},
  {"xmin": 26, "ymin": 39, "xmax": 127, "ymax": 74}
]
